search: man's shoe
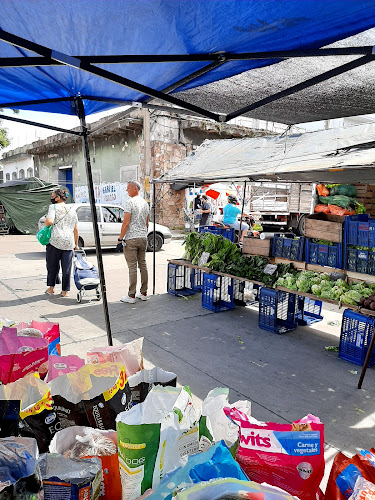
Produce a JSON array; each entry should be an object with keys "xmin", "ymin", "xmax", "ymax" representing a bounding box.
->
[
  {"xmin": 120, "ymin": 295, "xmax": 136, "ymax": 304},
  {"xmin": 136, "ymin": 293, "xmax": 149, "ymax": 301}
]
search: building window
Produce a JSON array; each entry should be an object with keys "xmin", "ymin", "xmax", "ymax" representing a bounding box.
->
[
  {"xmin": 18, "ymin": 169, "xmax": 25, "ymax": 179},
  {"xmin": 27, "ymin": 167, "xmax": 33, "ymax": 177},
  {"xmin": 12, "ymin": 172, "xmax": 17, "ymax": 180},
  {"xmin": 6, "ymin": 173, "xmax": 10, "ymax": 181}
]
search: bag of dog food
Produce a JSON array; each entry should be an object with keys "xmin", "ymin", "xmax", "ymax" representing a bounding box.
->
[
  {"xmin": 225, "ymin": 409, "xmax": 325, "ymax": 500},
  {"xmin": 0, "ymin": 373, "xmax": 60, "ymax": 453},
  {"xmin": 38, "ymin": 453, "xmax": 101, "ymax": 500},
  {"xmin": 50, "ymin": 426, "xmax": 121, "ymax": 499},
  {"xmin": 46, "ymin": 355, "xmax": 85, "ymax": 382},
  {"xmin": 116, "ymin": 385, "xmax": 198, "ymax": 500},
  {"xmin": 49, "ymin": 362, "xmax": 132, "ymax": 430},
  {"xmin": 128, "ymin": 366, "xmax": 177, "ymax": 405},
  {"xmin": 87, "ymin": 338, "xmax": 143, "ymax": 376}
]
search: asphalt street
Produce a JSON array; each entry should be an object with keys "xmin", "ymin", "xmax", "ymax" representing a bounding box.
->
[{"xmin": 1, "ymin": 234, "xmax": 375, "ymax": 490}]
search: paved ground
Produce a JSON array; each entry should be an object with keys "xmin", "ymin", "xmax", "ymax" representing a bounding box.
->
[{"xmin": 1, "ymin": 234, "xmax": 375, "ymax": 490}]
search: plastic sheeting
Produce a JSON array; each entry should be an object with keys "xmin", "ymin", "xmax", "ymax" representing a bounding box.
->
[
  {"xmin": 158, "ymin": 123, "xmax": 375, "ymax": 185},
  {"xmin": 0, "ymin": 177, "xmax": 68, "ymax": 233},
  {"xmin": 1, "ymin": 1, "xmax": 375, "ymax": 116}
]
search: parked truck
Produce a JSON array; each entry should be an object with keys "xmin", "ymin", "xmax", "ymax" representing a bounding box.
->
[{"xmin": 247, "ymin": 182, "xmax": 316, "ymax": 234}]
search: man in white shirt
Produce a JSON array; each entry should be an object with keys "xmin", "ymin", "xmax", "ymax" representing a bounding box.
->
[{"xmin": 118, "ymin": 180, "xmax": 150, "ymax": 304}]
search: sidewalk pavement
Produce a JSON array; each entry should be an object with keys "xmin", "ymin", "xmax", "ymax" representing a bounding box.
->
[{"xmin": 1, "ymin": 234, "xmax": 375, "ymax": 491}]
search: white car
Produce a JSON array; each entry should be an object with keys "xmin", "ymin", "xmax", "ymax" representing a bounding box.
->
[{"xmin": 38, "ymin": 203, "xmax": 172, "ymax": 251}]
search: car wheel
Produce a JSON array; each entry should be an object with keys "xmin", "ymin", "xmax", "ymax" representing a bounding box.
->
[
  {"xmin": 297, "ymin": 215, "xmax": 307, "ymax": 236},
  {"xmin": 78, "ymin": 237, "xmax": 84, "ymax": 248},
  {"xmin": 147, "ymin": 233, "xmax": 163, "ymax": 252}
]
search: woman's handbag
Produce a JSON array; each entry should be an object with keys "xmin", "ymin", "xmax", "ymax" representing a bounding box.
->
[{"xmin": 36, "ymin": 225, "xmax": 52, "ymax": 245}]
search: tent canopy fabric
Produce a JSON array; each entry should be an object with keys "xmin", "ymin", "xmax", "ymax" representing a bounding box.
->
[
  {"xmin": 157, "ymin": 123, "xmax": 375, "ymax": 185},
  {"xmin": 0, "ymin": 1, "xmax": 375, "ymax": 123}
]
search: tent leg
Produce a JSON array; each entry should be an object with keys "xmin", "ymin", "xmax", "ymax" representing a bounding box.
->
[
  {"xmin": 152, "ymin": 180, "xmax": 156, "ymax": 295},
  {"xmin": 239, "ymin": 180, "xmax": 247, "ymax": 249},
  {"xmin": 76, "ymin": 98, "xmax": 113, "ymax": 346}
]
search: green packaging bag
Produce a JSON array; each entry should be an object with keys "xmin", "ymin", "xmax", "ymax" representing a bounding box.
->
[
  {"xmin": 116, "ymin": 385, "xmax": 198, "ymax": 500},
  {"xmin": 36, "ymin": 225, "xmax": 52, "ymax": 245}
]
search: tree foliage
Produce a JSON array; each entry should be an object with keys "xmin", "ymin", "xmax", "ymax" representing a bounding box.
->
[{"xmin": 0, "ymin": 109, "xmax": 10, "ymax": 150}]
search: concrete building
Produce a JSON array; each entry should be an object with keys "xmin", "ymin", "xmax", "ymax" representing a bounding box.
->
[{"xmin": 1, "ymin": 109, "xmax": 265, "ymax": 228}]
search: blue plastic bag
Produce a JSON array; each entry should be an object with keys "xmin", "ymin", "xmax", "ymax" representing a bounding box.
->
[{"xmin": 148, "ymin": 441, "xmax": 247, "ymax": 500}]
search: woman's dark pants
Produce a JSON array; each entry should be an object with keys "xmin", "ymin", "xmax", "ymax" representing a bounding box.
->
[{"xmin": 46, "ymin": 244, "xmax": 73, "ymax": 292}]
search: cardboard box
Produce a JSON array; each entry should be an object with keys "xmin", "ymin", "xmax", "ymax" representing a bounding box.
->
[
  {"xmin": 242, "ymin": 237, "xmax": 271, "ymax": 257},
  {"xmin": 304, "ymin": 213, "xmax": 345, "ymax": 243}
]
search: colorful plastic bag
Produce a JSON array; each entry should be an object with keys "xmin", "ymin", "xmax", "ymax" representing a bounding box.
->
[
  {"xmin": 36, "ymin": 225, "xmax": 52, "ymax": 245},
  {"xmin": 148, "ymin": 441, "xmax": 248, "ymax": 500},
  {"xmin": 0, "ymin": 437, "xmax": 43, "ymax": 499},
  {"xmin": 314, "ymin": 204, "xmax": 331, "ymax": 214},
  {"xmin": 225, "ymin": 409, "xmax": 325, "ymax": 500},
  {"xmin": 0, "ymin": 328, "xmax": 49, "ymax": 384}
]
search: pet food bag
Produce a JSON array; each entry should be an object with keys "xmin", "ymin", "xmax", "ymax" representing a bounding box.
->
[
  {"xmin": 225, "ymin": 409, "xmax": 325, "ymax": 500},
  {"xmin": 46, "ymin": 354, "xmax": 85, "ymax": 382},
  {"xmin": 0, "ymin": 328, "xmax": 48, "ymax": 384},
  {"xmin": 116, "ymin": 385, "xmax": 198, "ymax": 500},
  {"xmin": 87, "ymin": 338, "xmax": 143, "ymax": 376},
  {"xmin": 0, "ymin": 373, "xmax": 61, "ymax": 453},
  {"xmin": 50, "ymin": 426, "xmax": 121, "ymax": 499},
  {"xmin": 324, "ymin": 451, "xmax": 375, "ymax": 500},
  {"xmin": 38, "ymin": 453, "xmax": 101, "ymax": 500},
  {"xmin": 147, "ymin": 440, "xmax": 248, "ymax": 500},
  {"xmin": 15, "ymin": 320, "xmax": 61, "ymax": 356},
  {"xmin": 49, "ymin": 362, "xmax": 132, "ymax": 429},
  {"xmin": 349, "ymin": 476, "xmax": 375, "ymax": 500},
  {"xmin": 199, "ymin": 387, "xmax": 251, "ymax": 453},
  {"xmin": 0, "ymin": 437, "xmax": 43, "ymax": 499},
  {"xmin": 128, "ymin": 366, "xmax": 177, "ymax": 405}
]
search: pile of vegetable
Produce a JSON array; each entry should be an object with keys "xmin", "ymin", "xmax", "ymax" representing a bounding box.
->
[
  {"xmin": 276, "ymin": 270, "xmax": 375, "ymax": 306},
  {"xmin": 183, "ymin": 232, "xmax": 292, "ymax": 287},
  {"xmin": 315, "ymin": 184, "xmax": 365, "ymax": 215}
]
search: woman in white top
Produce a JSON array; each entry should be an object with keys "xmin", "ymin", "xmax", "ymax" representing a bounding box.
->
[{"xmin": 44, "ymin": 189, "xmax": 79, "ymax": 297}]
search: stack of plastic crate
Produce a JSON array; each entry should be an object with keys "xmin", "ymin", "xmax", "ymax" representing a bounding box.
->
[{"xmin": 344, "ymin": 214, "xmax": 375, "ymax": 275}]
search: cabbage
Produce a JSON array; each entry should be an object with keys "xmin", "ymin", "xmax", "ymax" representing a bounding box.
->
[
  {"xmin": 311, "ymin": 284, "xmax": 322, "ymax": 296},
  {"xmin": 341, "ymin": 290, "xmax": 363, "ymax": 305}
]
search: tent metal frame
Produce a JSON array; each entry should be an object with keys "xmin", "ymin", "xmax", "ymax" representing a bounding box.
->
[{"xmin": 1, "ymin": 28, "xmax": 374, "ymax": 385}]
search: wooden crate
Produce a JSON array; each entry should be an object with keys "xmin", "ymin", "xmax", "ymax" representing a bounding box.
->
[
  {"xmin": 242, "ymin": 237, "xmax": 271, "ymax": 257},
  {"xmin": 304, "ymin": 213, "xmax": 345, "ymax": 243}
]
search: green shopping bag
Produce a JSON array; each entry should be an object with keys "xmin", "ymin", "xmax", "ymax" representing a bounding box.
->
[{"xmin": 36, "ymin": 225, "xmax": 52, "ymax": 245}]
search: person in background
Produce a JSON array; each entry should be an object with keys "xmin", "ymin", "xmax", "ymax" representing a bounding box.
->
[
  {"xmin": 199, "ymin": 194, "xmax": 211, "ymax": 226},
  {"xmin": 118, "ymin": 180, "xmax": 150, "ymax": 304},
  {"xmin": 223, "ymin": 195, "xmax": 250, "ymax": 243},
  {"xmin": 44, "ymin": 189, "xmax": 79, "ymax": 297},
  {"xmin": 193, "ymin": 193, "xmax": 202, "ymax": 210}
]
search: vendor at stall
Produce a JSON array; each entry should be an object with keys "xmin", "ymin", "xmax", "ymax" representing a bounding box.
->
[{"xmin": 223, "ymin": 195, "xmax": 250, "ymax": 243}]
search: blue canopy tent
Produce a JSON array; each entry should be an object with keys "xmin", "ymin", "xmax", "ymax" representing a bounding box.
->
[{"xmin": 1, "ymin": 0, "xmax": 375, "ymax": 350}]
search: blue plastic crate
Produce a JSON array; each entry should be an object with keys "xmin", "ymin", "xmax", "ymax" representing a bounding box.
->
[
  {"xmin": 346, "ymin": 247, "xmax": 375, "ymax": 276},
  {"xmin": 339, "ymin": 309, "xmax": 375, "ymax": 366},
  {"xmin": 233, "ymin": 279, "xmax": 246, "ymax": 306},
  {"xmin": 259, "ymin": 288, "xmax": 297, "ymax": 334},
  {"xmin": 344, "ymin": 214, "xmax": 375, "ymax": 247},
  {"xmin": 167, "ymin": 263, "xmax": 195, "ymax": 296},
  {"xmin": 191, "ymin": 268, "xmax": 204, "ymax": 291},
  {"xmin": 305, "ymin": 239, "xmax": 343, "ymax": 269},
  {"xmin": 202, "ymin": 273, "xmax": 234, "ymax": 312},
  {"xmin": 272, "ymin": 234, "xmax": 304, "ymax": 261},
  {"xmin": 199, "ymin": 225, "xmax": 235, "ymax": 242},
  {"xmin": 297, "ymin": 296, "xmax": 323, "ymax": 326}
]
